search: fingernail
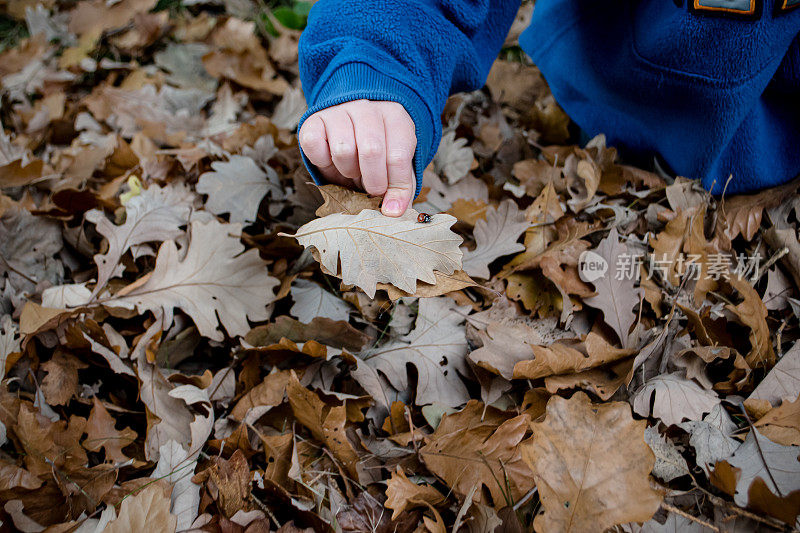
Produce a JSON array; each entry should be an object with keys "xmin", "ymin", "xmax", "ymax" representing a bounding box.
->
[{"xmin": 383, "ymin": 199, "xmax": 401, "ymax": 215}]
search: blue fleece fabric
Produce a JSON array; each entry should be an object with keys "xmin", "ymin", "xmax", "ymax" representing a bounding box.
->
[{"xmin": 297, "ymin": 0, "xmax": 800, "ymax": 196}]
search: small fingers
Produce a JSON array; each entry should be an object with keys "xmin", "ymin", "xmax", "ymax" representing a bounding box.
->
[
  {"xmin": 298, "ymin": 114, "xmax": 340, "ymax": 181},
  {"xmin": 348, "ymin": 102, "xmax": 388, "ymax": 196},
  {"xmin": 320, "ymin": 107, "xmax": 361, "ymax": 181},
  {"xmin": 381, "ymin": 104, "xmax": 417, "ymax": 217}
]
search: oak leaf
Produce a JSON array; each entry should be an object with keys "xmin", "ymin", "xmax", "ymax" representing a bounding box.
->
[
  {"xmin": 85, "ymin": 183, "xmax": 194, "ymax": 297},
  {"xmin": 197, "ymin": 155, "xmax": 281, "ymax": 225},
  {"xmin": 283, "ymin": 209, "xmax": 462, "ymax": 298},
  {"xmin": 521, "ymin": 393, "xmax": 662, "ymax": 532},
  {"xmin": 385, "ymin": 467, "xmax": 446, "ymax": 519},
  {"xmin": 106, "ymin": 219, "xmax": 278, "ymax": 341},
  {"xmin": 420, "ymin": 401, "xmax": 534, "ymax": 506},
  {"xmin": 104, "ymin": 483, "xmax": 176, "ymax": 533},
  {"xmin": 581, "ymin": 228, "xmax": 642, "ymax": 348},
  {"xmin": 461, "ymin": 199, "xmax": 528, "ymax": 279},
  {"xmin": 721, "ymin": 429, "xmax": 800, "ymax": 508},
  {"xmin": 362, "ymin": 297, "xmax": 471, "ymax": 407},
  {"xmin": 433, "ymin": 131, "xmax": 473, "ymax": 184},
  {"xmin": 83, "ymin": 397, "xmax": 137, "ymax": 464},
  {"xmin": 290, "ymin": 279, "xmax": 350, "ymax": 324},
  {"xmin": 632, "ymin": 373, "xmax": 721, "ymax": 427}
]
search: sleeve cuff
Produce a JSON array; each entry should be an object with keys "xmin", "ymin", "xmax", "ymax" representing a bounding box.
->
[{"xmin": 296, "ymin": 61, "xmax": 439, "ymax": 198}]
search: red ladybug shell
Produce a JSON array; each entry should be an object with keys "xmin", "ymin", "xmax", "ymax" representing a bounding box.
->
[{"xmin": 417, "ymin": 213, "xmax": 432, "ymax": 223}]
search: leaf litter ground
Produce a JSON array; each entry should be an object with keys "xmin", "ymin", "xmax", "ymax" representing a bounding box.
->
[{"xmin": 1, "ymin": 1, "xmax": 800, "ymax": 532}]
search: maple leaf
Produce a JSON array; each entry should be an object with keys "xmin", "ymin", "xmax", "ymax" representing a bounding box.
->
[
  {"xmin": 362, "ymin": 297, "xmax": 471, "ymax": 407},
  {"xmin": 581, "ymin": 228, "xmax": 642, "ymax": 348},
  {"xmin": 521, "ymin": 392, "xmax": 663, "ymax": 532},
  {"xmin": 282, "ymin": 208, "xmax": 462, "ymax": 298},
  {"xmin": 461, "ymin": 199, "xmax": 528, "ymax": 279},
  {"xmin": 105, "ymin": 219, "xmax": 278, "ymax": 341},
  {"xmin": 85, "ymin": 183, "xmax": 195, "ymax": 297}
]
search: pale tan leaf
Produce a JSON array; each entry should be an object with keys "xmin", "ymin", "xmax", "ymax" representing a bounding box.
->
[
  {"xmin": 106, "ymin": 219, "xmax": 278, "ymax": 341},
  {"xmin": 433, "ymin": 131, "xmax": 473, "ymax": 184},
  {"xmin": 462, "ymin": 199, "xmax": 528, "ymax": 279},
  {"xmin": 633, "ymin": 373, "xmax": 721, "ymax": 426},
  {"xmin": 104, "ymin": 483, "xmax": 177, "ymax": 533},
  {"xmin": 581, "ymin": 228, "xmax": 642, "ymax": 348},
  {"xmin": 749, "ymin": 341, "xmax": 800, "ymax": 406},
  {"xmin": 362, "ymin": 297, "xmax": 471, "ymax": 407},
  {"xmin": 644, "ymin": 426, "xmax": 690, "ymax": 482},
  {"xmin": 678, "ymin": 404, "xmax": 739, "ymax": 475},
  {"xmin": 521, "ymin": 393, "xmax": 663, "ymax": 532},
  {"xmin": 271, "ymin": 86, "xmax": 306, "ymax": 130},
  {"xmin": 289, "ymin": 279, "xmax": 350, "ymax": 323},
  {"xmin": 282, "ymin": 209, "xmax": 462, "ymax": 298},
  {"xmin": 85, "ymin": 183, "xmax": 195, "ymax": 297},
  {"xmin": 197, "ymin": 155, "xmax": 281, "ymax": 225},
  {"xmin": 315, "ymin": 184, "xmax": 381, "ymax": 217},
  {"xmin": 722, "ymin": 429, "xmax": 800, "ymax": 507}
]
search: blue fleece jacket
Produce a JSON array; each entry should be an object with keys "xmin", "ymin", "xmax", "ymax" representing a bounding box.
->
[{"xmin": 297, "ymin": 0, "xmax": 800, "ymax": 196}]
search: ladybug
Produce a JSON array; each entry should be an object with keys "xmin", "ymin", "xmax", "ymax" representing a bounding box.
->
[{"xmin": 417, "ymin": 212, "xmax": 432, "ymax": 223}]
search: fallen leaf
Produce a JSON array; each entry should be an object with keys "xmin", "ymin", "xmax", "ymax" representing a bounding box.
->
[
  {"xmin": 678, "ymin": 403, "xmax": 740, "ymax": 475},
  {"xmin": 361, "ymin": 297, "xmax": 471, "ymax": 407},
  {"xmin": 290, "ymin": 279, "xmax": 350, "ymax": 323},
  {"xmin": 385, "ymin": 467, "xmax": 446, "ymax": 519},
  {"xmin": 433, "ymin": 131, "xmax": 473, "ymax": 184},
  {"xmin": 644, "ymin": 426, "xmax": 690, "ymax": 482},
  {"xmin": 105, "ymin": 219, "xmax": 278, "ymax": 341},
  {"xmin": 282, "ymin": 208, "xmax": 462, "ymax": 298},
  {"xmin": 104, "ymin": 482, "xmax": 177, "ymax": 533},
  {"xmin": 197, "ymin": 155, "xmax": 281, "ymax": 225},
  {"xmin": 461, "ymin": 199, "xmax": 528, "ymax": 279},
  {"xmin": 721, "ymin": 429, "xmax": 800, "ymax": 508},
  {"xmin": 520, "ymin": 392, "xmax": 662, "ymax": 532},
  {"xmin": 581, "ymin": 228, "xmax": 642, "ymax": 348},
  {"xmin": 749, "ymin": 341, "xmax": 800, "ymax": 406},
  {"xmin": 633, "ymin": 373, "xmax": 721, "ymax": 426},
  {"xmin": 85, "ymin": 183, "xmax": 194, "ymax": 297},
  {"xmin": 83, "ymin": 397, "xmax": 137, "ymax": 464},
  {"xmin": 151, "ymin": 439, "xmax": 200, "ymax": 531},
  {"xmin": 420, "ymin": 401, "xmax": 534, "ymax": 506},
  {"xmin": 754, "ymin": 396, "xmax": 800, "ymax": 446}
]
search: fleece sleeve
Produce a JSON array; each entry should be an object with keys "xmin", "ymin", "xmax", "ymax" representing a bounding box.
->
[{"xmin": 296, "ymin": 0, "xmax": 520, "ymax": 196}]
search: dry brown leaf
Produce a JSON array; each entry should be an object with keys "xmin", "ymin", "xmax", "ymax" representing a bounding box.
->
[
  {"xmin": 754, "ymin": 396, "xmax": 800, "ymax": 446},
  {"xmin": 420, "ymin": 401, "xmax": 534, "ymax": 506},
  {"xmin": 632, "ymin": 373, "xmax": 721, "ymax": 426},
  {"xmin": 521, "ymin": 392, "xmax": 662, "ymax": 532},
  {"xmin": 512, "ymin": 332, "xmax": 634, "ymax": 380},
  {"xmin": 40, "ymin": 351, "xmax": 87, "ymax": 406},
  {"xmin": 85, "ymin": 183, "xmax": 194, "ymax": 298},
  {"xmin": 197, "ymin": 155, "xmax": 281, "ymax": 225},
  {"xmin": 384, "ymin": 467, "xmax": 446, "ymax": 519},
  {"xmin": 83, "ymin": 397, "xmax": 137, "ymax": 464},
  {"xmin": 286, "ymin": 371, "xmax": 361, "ymax": 481},
  {"xmin": 725, "ymin": 275, "xmax": 775, "ymax": 368},
  {"xmin": 361, "ymin": 297, "xmax": 471, "ymax": 407},
  {"xmin": 581, "ymin": 228, "xmax": 642, "ymax": 348},
  {"xmin": 315, "ymin": 184, "xmax": 381, "ymax": 217}
]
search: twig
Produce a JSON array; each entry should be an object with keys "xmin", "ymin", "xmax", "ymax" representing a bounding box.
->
[{"xmin": 661, "ymin": 502, "xmax": 719, "ymax": 532}]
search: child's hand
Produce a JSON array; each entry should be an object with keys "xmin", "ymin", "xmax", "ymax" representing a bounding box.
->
[{"xmin": 299, "ymin": 100, "xmax": 417, "ymax": 217}]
